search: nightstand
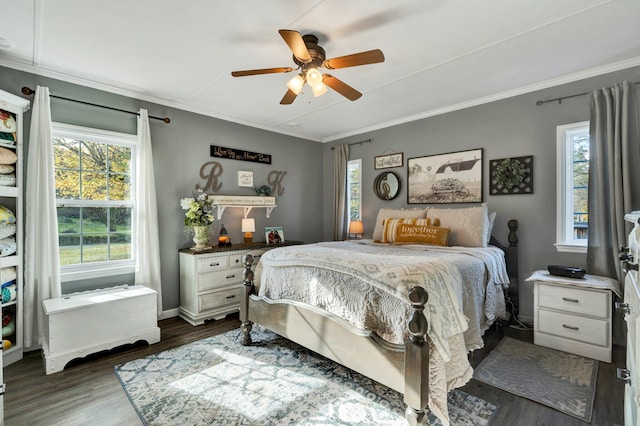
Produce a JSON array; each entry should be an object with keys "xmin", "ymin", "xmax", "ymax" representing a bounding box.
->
[
  {"xmin": 528, "ymin": 270, "xmax": 621, "ymax": 363},
  {"xmin": 178, "ymin": 241, "xmax": 302, "ymax": 325}
]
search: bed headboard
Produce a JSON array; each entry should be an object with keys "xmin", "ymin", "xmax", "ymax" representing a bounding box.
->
[{"xmin": 488, "ymin": 219, "xmax": 519, "ymax": 313}]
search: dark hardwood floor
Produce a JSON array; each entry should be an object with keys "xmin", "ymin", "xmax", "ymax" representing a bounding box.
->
[{"xmin": 3, "ymin": 314, "xmax": 625, "ymax": 426}]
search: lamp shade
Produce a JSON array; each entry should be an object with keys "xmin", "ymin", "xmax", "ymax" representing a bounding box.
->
[
  {"xmin": 242, "ymin": 218, "xmax": 256, "ymax": 233},
  {"xmin": 349, "ymin": 220, "xmax": 364, "ymax": 234}
]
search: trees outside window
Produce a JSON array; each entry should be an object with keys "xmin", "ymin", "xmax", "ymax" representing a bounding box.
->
[{"xmin": 52, "ymin": 123, "xmax": 136, "ymax": 280}]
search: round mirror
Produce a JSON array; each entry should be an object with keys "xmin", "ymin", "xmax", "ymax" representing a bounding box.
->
[{"xmin": 374, "ymin": 171, "xmax": 401, "ymax": 200}]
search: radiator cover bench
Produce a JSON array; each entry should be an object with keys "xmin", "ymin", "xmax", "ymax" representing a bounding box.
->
[{"xmin": 42, "ymin": 285, "xmax": 161, "ymax": 375}]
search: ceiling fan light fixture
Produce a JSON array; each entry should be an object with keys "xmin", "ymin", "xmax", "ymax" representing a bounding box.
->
[
  {"xmin": 311, "ymin": 82, "xmax": 328, "ymax": 97},
  {"xmin": 305, "ymin": 67, "xmax": 323, "ymax": 87},
  {"xmin": 287, "ymin": 74, "xmax": 305, "ymax": 95}
]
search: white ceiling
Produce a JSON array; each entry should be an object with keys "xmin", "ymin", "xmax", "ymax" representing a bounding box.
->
[{"xmin": 1, "ymin": 0, "xmax": 640, "ymax": 142}]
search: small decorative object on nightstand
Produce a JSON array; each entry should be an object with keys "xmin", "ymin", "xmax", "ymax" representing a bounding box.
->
[
  {"xmin": 242, "ymin": 218, "xmax": 255, "ymax": 244},
  {"xmin": 527, "ymin": 270, "xmax": 621, "ymax": 363},
  {"xmin": 348, "ymin": 220, "xmax": 364, "ymax": 239},
  {"xmin": 218, "ymin": 224, "xmax": 231, "ymax": 247}
]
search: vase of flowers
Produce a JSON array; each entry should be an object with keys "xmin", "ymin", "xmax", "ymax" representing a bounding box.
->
[{"xmin": 180, "ymin": 189, "xmax": 215, "ymax": 250}]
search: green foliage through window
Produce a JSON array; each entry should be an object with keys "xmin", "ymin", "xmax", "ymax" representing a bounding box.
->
[{"xmin": 52, "ymin": 124, "xmax": 135, "ymax": 267}]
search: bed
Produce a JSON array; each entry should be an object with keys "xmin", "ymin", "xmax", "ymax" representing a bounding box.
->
[{"xmin": 240, "ymin": 206, "xmax": 518, "ymax": 425}]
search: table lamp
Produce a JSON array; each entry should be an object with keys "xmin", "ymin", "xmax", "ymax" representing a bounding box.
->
[
  {"xmin": 348, "ymin": 220, "xmax": 364, "ymax": 239},
  {"xmin": 242, "ymin": 218, "xmax": 256, "ymax": 244}
]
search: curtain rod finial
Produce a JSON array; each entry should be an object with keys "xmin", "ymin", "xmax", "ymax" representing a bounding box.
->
[
  {"xmin": 22, "ymin": 87, "xmax": 35, "ymax": 96},
  {"xmin": 163, "ymin": 117, "xmax": 171, "ymax": 124}
]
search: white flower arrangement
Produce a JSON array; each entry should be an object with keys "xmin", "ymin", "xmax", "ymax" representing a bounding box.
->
[{"xmin": 180, "ymin": 189, "xmax": 215, "ymax": 227}]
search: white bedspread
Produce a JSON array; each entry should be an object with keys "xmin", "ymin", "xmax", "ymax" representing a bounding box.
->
[{"xmin": 254, "ymin": 240, "xmax": 510, "ymax": 424}]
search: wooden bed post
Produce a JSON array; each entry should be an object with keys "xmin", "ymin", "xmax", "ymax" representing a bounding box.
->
[
  {"xmin": 404, "ymin": 286, "xmax": 430, "ymax": 425},
  {"xmin": 240, "ymin": 254, "xmax": 256, "ymax": 346}
]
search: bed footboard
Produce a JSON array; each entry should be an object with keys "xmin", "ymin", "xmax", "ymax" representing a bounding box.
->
[
  {"xmin": 404, "ymin": 286, "xmax": 430, "ymax": 425},
  {"xmin": 240, "ymin": 253, "xmax": 257, "ymax": 346}
]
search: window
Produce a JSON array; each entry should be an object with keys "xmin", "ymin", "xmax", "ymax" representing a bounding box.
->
[
  {"xmin": 347, "ymin": 159, "xmax": 362, "ymax": 221},
  {"xmin": 556, "ymin": 121, "xmax": 589, "ymax": 253},
  {"xmin": 52, "ymin": 122, "xmax": 137, "ymax": 281}
]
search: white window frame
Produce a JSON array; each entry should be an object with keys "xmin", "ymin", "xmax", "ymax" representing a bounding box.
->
[
  {"xmin": 347, "ymin": 159, "xmax": 362, "ymax": 222},
  {"xmin": 555, "ymin": 121, "xmax": 589, "ymax": 253},
  {"xmin": 52, "ymin": 122, "xmax": 137, "ymax": 282}
]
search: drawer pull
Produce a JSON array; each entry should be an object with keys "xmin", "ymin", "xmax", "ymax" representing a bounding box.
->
[
  {"xmin": 562, "ymin": 297, "xmax": 579, "ymax": 303},
  {"xmin": 562, "ymin": 324, "xmax": 579, "ymax": 331},
  {"xmin": 226, "ymin": 274, "xmax": 236, "ymax": 279},
  {"xmin": 226, "ymin": 295, "xmax": 236, "ymax": 300},
  {"xmin": 210, "ymin": 262, "xmax": 220, "ymax": 267},
  {"xmin": 617, "ymin": 368, "xmax": 632, "ymax": 385},
  {"xmin": 616, "ymin": 301, "xmax": 631, "ymax": 314}
]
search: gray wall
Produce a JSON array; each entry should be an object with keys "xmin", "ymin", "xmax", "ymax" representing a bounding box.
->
[
  {"xmin": 3, "ymin": 63, "xmax": 640, "ymax": 320},
  {"xmin": 0, "ymin": 66, "xmax": 324, "ymax": 312},
  {"xmin": 325, "ymin": 65, "xmax": 640, "ymax": 321}
]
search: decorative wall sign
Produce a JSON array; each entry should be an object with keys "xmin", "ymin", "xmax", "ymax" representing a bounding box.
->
[
  {"xmin": 490, "ymin": 156, "xmax": 533, "ymax": 195},
  {"xmin": 238, "ymin": 171, "xmax": 254, "ymax": 187},
  {"xmin": 210, "ymin": 145, "xmax": 272, "ymax": 164},
  {"xmin": 374, "ymin": 153, "xmax": 403, "ymax": 169},
  {"xmin": 407, "ymin": 148, "xmax": 483, "ymax": 204}
]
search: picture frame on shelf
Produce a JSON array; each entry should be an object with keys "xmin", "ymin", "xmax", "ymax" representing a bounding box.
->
[
  {"xmin": 374, "ymin": 153, "xmax": 403, "ymax": 169},
  {"xmin": 264, "ymin": 226, "xmax": 284, "ymax": 245},
  {"xmin": 407, "ymin": 148, "xmax": 483, "ymax": 204},
  {"xmin": 238, "ymin": 170, "xmax": 254, "ymax": 187}
]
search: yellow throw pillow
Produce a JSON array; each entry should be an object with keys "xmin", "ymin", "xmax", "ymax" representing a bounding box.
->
[
  {"xmin": 381, "ymin": 217, "xmax": 448, "ymax": 245},
  {"xmin": 393, "ymin": 223, "xmax": 451, "ymax": 246}
]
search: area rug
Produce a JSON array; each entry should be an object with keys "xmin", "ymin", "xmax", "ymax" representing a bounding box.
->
[
  {"xmin": 472, "ymin": 337, "xmax": 598, "ymax": 422},
  {"xmin": 115, "ymin": 328, "xmax": 498, "ymax": 425}
]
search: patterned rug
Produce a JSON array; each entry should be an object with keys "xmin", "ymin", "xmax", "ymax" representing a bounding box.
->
[
  {"xmin": 472, "ymin": 337, "xmax": 598, "ymax": 422},
  {"xmin": 115, "ymin": 328, "xmax": 498, "ymax": 425}
]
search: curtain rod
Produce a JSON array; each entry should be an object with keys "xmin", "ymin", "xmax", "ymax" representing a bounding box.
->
[
  {"xmin": 330, "ymin": 138, "xmax": 372, "ymax": 150},
  {"xmin": 21, "ymin": 87, "xmax": 171, "ymax": 123},
  {"xmin": 536, "ymin": 81, "xmax": 640, "ymax": 106}
]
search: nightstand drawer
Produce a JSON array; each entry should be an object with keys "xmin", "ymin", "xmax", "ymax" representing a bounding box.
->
[
  {"xmin": 196, "ymin": 255, "xmax": 229, "ymax": 273},
  {"xmin": 537, "ymin": 283, "xmax": 609, "ymax": 318},
  {"xmin": 199, "ymin": 287, "xmax": 242, "ymax": 311},
  {"xmin": 229, "ymin": 253, "xmax": 243, "ymax": 269},
  {"xmin": 198, "ymin": 268, "xmax": 244, "ymax": 291},
  {"xmin": 538, "ymin": 309, "xmax": 609, "ymax": 347}
]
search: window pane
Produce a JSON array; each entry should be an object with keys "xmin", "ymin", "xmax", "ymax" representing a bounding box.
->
[
  {"xmin": 109, "ymin": 173, "xmax": 131, "ymax": 201},
  {"xmin": 83, "ymin": 207, "xmax": 108, "ymax": 233},
  {"xmin": 81, "ymin": 172, "xmax": 107, "ymax": 200},
  {"xmin": 55, "ymin": 169, "xmax": 81, "ymax": 199},
  {"xmin": 58, "ymin": 207, "xmax": 80, "ymax": 234},
  {"xmin": 82, "ymin": 234, "xmax": 108, "ymax": 262},
  {"xmin": 110, "ymin": 233, "xmax": 131, "ymax": 260},
  {"xmin": 53, "ymin": 138, "xmax": 80, "ymax": 169},
  {"xmin": 108, "ymin": 145, "xmax": 131, "ymax": 173},
  {"xmin": 59, "ymin": 235, "xmax": 81, "ymax": 265},
  {"xmin": 110, "ymin": 207, "xmax": 131, "ymax": 232},
  {"xmin": 81, "ymin": 140, "xmax": 107, "ymax": 172}
]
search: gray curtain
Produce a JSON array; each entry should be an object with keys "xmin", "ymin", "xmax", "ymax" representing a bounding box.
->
[
  {"xmin": 586, "ymin": 81, "xmax": 640, "ymax": 282},
  {"xmin": 332, "ymin": 144, "xmax": 349, "ymax": 240}
]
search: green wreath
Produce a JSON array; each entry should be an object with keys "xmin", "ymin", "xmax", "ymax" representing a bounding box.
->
[{"xmin": 494, "ymin": 158, "xmax": 526, "ymax": 189}]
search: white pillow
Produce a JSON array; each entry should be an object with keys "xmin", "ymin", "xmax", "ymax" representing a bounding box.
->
[
  {"xmin": 372, "ymin": 208, "xmax": 428, "ymax": 242},
  {"xmin": 427, "ymin": 204, "xmax": 490, "ymax": 247}
]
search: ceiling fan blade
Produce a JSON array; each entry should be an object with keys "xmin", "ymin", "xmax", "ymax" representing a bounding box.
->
[
  {"xmin": 280, "ymin": 89, "xmax": 298, "ymax": 105},
  {"xmin": 323, "ymin": 49, "xmax": 385, "ymax": 69},
  {"xmin": 278, "ymin": 29, "xmax": 312, "ymax": 63},
  {"xmin": 231, "ymin": 67, "xmax": 293, "ymax": 77},
  {"xmin": 323, "ymin": 74, "xmax": 362, "ymax": 101}
]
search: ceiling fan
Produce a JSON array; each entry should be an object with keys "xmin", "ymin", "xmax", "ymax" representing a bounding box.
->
[{"xmin": 231, "ymin": 29, "xmax": 385, "ymax": 105}]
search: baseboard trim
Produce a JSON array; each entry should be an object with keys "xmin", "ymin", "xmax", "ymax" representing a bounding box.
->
[{"xmin": 159, "ymin": 308, "xmax": 179, "ymax": 320}]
